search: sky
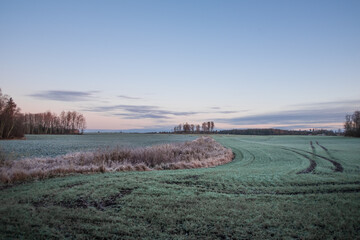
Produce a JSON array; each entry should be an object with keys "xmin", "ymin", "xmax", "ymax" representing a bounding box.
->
[{"xmin": 1, "ymin": 0, "xmax": 359, "ymax": 132}]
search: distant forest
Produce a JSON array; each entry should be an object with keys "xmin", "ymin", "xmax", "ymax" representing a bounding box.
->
[
  {"xmin": 0, "ymin": 89, "xmax": 86, "ymax": 139},
  {"xmin": 172, "ymin": 121, "xmax": 338, "ymax": 136},
  {"xmin": 218, "ymin": 128, "xmax": 338, "ymax": 136}
]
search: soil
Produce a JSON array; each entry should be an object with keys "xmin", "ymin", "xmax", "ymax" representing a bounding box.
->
[{"xmin": 31, "ymin": 188, "xmax": 135, "ymax": 210}]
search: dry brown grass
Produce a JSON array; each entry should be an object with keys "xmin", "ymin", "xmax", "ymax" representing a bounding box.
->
[{"xmin": 0, "ymin": 137, "xmax": 233, "ymax": 183}]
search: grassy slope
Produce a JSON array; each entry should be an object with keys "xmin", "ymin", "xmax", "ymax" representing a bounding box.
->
[{"xmin": 0, "ymin": 135, "xmax": 360, "ymax": 239}]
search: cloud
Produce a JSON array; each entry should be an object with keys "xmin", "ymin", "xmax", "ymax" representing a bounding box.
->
[
  {"xmin": 217, "ymin": 111, "xmax": 239, "ymax": 114},
  {"xmin": 85, "ymin": 104, "xmax": 200, "ymax": 119},
  {"xmin": 210, "ymin": 107, "xmax": 248, "ymax": 114},
  {"xmin": 88, "ymin": 105, "xmax": 155, "ymax": 113},
  {"xmin": 216, "ymin": 99, "xmax": 360, "ymax": 128},
  {"xmin": 85, "ymin": 104, "xmax": 248, "ymax": 120},
  {"xmin": 217, "ymin": 110, "xmax": 342, "ymax": 125},
  {"xmin": 290, "ymin": 99, "xmax": 360, "ymax": 109},
  {"xmin": 29, "ymin": 90, "xmax": 98, "ymax": 102},
  {"xmin": 114, "ymin": 113, "xmax": 171, "ymax": 119},
  {"xmin": 118, "ymin": 95, "xmax": 142, "ymax": 100}
]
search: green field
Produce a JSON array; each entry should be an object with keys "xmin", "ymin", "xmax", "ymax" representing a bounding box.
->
[
  {"xmin": 0, "ymin": 133, "xmax": 196, "ymax": 159},
  {"xmin": 1, "ymin": 134, "xmax": 360, "ymax": 239}
]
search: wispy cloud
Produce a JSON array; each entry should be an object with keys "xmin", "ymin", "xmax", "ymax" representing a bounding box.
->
[
  {"xmin": 217, "ymin": 111, "xmax": 239, "ymax": 114},
  {"xmin": 85, "ymin": 104, "xmax": 248, "ymax": 120},
  {"xmin": 29, "ymin": 90, "xmax": 98, "ymax": 102},
  {"xmin": 118, "ymin": 95, "xmax": 142, "ymax": 100},
  {"xmin": 217, "ymin": 110, "xmax": 343, "ymax": 125},
  {"xmin": 216, "ymin": 99, "xmax": 360, "ymax": 129},
  {"xmin": 114, "ymin": 113, "xmax": 171, "ymax": 119},
  {"xmin": 210, "ymin": 107, "xmax": 248, "ymax": 114},
  {"xmin": 85, "ymin": 104, "xmax": 200, "ymax": 119},
  {"xmin": 289, "ymin": 99, "xmax": 360, "ymax": 108}
]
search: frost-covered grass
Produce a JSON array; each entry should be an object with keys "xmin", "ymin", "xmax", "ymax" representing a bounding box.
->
[
  {"xmin": 0, "ymin": 135, "xmax": 359, "ymax": 239},
  {"xmin": 0, "ymin": 137, "xmax": 233, "ymax": 183},
  {"xmin": 0, "ymin": 133, "xmax": 196, "ymax": 159}
]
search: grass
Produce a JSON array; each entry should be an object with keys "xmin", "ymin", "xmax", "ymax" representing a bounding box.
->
[
  {"xmin": 0, "ymin": 133, "xmax": 196, "ymax": 159},
  {"xmin": 0, "ymin": 134, "xmax": 359, "ymax": 239},
  {"xmin": 0, "ymin": 137, "xmax": 233, "ymax": 183}
]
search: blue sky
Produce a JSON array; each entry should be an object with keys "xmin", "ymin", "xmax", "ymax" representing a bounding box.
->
[{"xmin": 1, "ymin": 0, "xmax": 359, "ymax": 131}]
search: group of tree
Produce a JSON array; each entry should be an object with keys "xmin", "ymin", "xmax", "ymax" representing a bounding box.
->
[
  {"xmin": 23, "ymin": 111, "xmax": 86, "ymax": 135},
  {"xmin": 0, "ymin": 90, "xmax": 24, "ymax": 139},
  {"xmin": 218, "ymin": 128, "xmax": 337, "ymax": 136},
  {"xmin": 0, "ymin": 89, "xmax": 86, "ymax": 139},
  {"xmin": 344, "ymin": 110, "xmax": 360, "ymax": 137},
  {"xmin": 174, "ymin": 121, "xmax": 215, "ymax": 133}
]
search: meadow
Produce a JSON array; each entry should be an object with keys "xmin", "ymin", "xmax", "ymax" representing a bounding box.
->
[
  {"xmin": 0, "ymin": 134, "xmax": 359, "ymax": 239},
  {"xmin": 0, "ymin": 133, "xmax": 196, "ymax": 159}
]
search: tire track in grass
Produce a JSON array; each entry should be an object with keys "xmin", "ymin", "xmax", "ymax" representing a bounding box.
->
[
  {"xmin": 315, "ymin": 141, "xmax": 342, "ymax": 171},
  {"xmin": 310, "ymin": 141, "xmax": 316, "ymax": 152},
  {"xmin": 230, "ymin": 139, "xmax": 316, "ymax": 173},
  {"xmin": 224, "ymin": 141, "xmax": 255, "ymax": 167},
  {"xmin": 281, "ymin": 147, "xmax": 316, "ymax": 174},
  {"xmin": 225, "ymin": 138, "xmax": 343, "ymax": 173},
  {"xmin": 295, "ymin": 148, "xmax": 343, "ymax": 172},
  {"xmin": 241, "ymin": 149, "xmax": 256, "ymax": 167},
  {"xmin": 316, "ymin": 141, "xmax": 328, "ymax": 151}
]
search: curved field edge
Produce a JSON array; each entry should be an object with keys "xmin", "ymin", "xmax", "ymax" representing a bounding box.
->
[{"xmin": 0, "ymin": 137, "xmax": 234, "ymax": 184}]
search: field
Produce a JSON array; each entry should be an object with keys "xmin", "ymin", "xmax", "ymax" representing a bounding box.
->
[
  {"xmin": 0, "ymin": 134, "xmax": 360, "ymax": 239},
  {"xmin": 0, "ymin": 133, "xmax": 196, "ymax": 159}
]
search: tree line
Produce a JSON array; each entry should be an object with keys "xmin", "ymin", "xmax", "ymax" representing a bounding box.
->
[
  {"xmin": 174, "ymin": 121, "xmax": 215, "ymax": 133},
  {"xmin": 23, "ymin": 111, "xmax": 86, "ymax": 135},
  {"xmin": 218, "ymin": 128, "xmax": 337, "ymax": 136},
  {"xmin": 0, "ymin": 89, "xmax": 86, "ymax": 139},
  {"xmin": 344, "ymin": 110, "xmax": 360, "ymax": 137}
]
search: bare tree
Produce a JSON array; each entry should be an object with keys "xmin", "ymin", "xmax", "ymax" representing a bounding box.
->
[
  {"xmin": 190, "ymin": 124, "xmax": 195, "ymax": 133},
  {"xmin": 5, "ymin": 98, "xmax": 19, "ymax": 138},
  {"xmin": 196, "ymin": 124, "xmax": 200, "ymax": 133},
  {"xmin": 345, "ymin": 110, "xmax": 360, "ymax": 137},
  {"xmin": 202, "ymin": 122, "xmax": 208, "ymax": 132},
  {"xmin": 183, "ymin": 123, "xmax": 191, "ymax": 133},
  {"xmin": 0, "ymin": 90, "xmax": 23, "ymax": 139},
  {"xmin": 43, "ymin": 111, "xmax": 52, "ymax": 134},
  {"xmin": 210, "ymin": 121, "xmax": 214, "ymax": 132},
  {"xmin": 76, "ymin": 113, "xmax": 86, "ymax": 134},
  {"xmin": 0, "ymin": 90, "xmax": 7, "ymax": 138}
]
